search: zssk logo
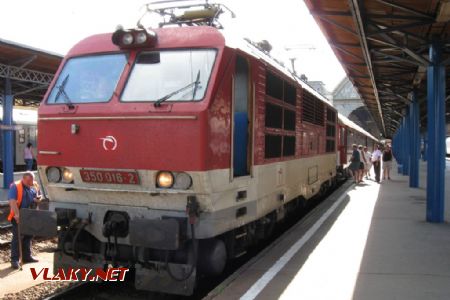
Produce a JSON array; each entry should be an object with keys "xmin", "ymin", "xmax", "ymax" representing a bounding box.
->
[{"xmin": 100, "ymin": 135, "xmax": 118, "ymax": 151}]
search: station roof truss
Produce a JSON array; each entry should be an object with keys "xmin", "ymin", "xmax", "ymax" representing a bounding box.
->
[
  {"xmin": 304, "ymin": 0, "xmax": 450, "ymax": 137},
  {"xmin": 0, "ymin": 38, "xmax": 62, "ymax": 107}
]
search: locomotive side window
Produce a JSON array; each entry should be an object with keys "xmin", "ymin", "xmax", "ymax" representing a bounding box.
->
[
  {"xmin": 265, "ymin": 103, "xmax": 282, "ymax": 129},
  {"xmin": 265, "ymin": 72, "xmax": 283, "ymax": 100},
  {"xmin": 122, "ymin": 49, "xmax": 216, "ymax": 102},
  {"xmin": 265, "ymin": 135, "xmax": 282, "ymax": 158},
  {"xmin": 284, "ymin": 84, "xmax": 296, "ymax": 105},
  {"xmin": 283, "ymin": 136, "xmax": 296, "ymax": 156},
  {"xmin": 47, "ymin": 54, "xmax": 127, "ymax": 104},
  {"xmin": 284, "ymin": 109, "xmax": 296, "ymax": 131},
  {"xmin": 264, "ymin": 71, "xmax": 296, "ymax": 159}
]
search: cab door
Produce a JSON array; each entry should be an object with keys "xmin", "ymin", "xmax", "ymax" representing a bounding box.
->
[{"xmin": 232, "ymin": 55, "xmax": 251, "ymax": 177}]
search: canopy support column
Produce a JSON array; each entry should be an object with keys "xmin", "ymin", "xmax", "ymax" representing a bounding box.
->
[
  {"xmin": 409, "ymin": 90, "xmax": 420, "ymax": 188},
  {"xmin": 426, "ymin": 40, "xmax": 446, "ymax": 223},
  {"xmin": 2, "ymin": 77, "xmax": 14, "ymax": 189}
]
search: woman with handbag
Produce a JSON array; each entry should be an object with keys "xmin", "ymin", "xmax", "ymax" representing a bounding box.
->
[{"xmin": 349, "ymin": 144, "xmax": 361, "ymax": 184}]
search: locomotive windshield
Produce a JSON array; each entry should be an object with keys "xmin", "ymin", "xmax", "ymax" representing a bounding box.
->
[
  {"xmin": 121, "ymin": 49, "xmax": 216, "ymax": 102},
  {"xmin": 47, "ymin": 54, "xmax": 127, "ymax": 104}
]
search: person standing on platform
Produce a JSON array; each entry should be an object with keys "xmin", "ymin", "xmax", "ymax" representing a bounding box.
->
[
  {"xmin": 372, "ymin": 145, "xmax": 382, "ymax": 183},
  {"xmin": 7, "ymin": 172, "xmax": 42, "ymax": 269},
  {"xmin": 24, "ymin": 143, "xmax": 34, "ymax": 171},
  {"xmin": 358, "ymin": 145, "xmax": 366, "ymax": 182},
  {"xmin": 383, "ymin": 144, "xmax": 393, "ymax": 180},
  {"xmin": 349, "ymin": 144, "xmax": 361, "ymax": 184},
  {"xmin": 363, "ymin": 146, "xmax": 372, "ymax": 179}
]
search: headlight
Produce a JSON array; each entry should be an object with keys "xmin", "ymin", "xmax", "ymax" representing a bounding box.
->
[
  {"xmin": 135, "ymin": 31, "xmax": 147, "ymax": 44},
  {"xmin": 62, "ymin": 168, "xmax": 74, "ymax": 183},
  {"xmin": 122, "ymin": 33, "xmax": 133, "ymax": 45},
  {"xmin": 156, "ymin": 171, "xmax": 174, "ymax": 188},
  {"xmin": 47, "ymin": 167, "xmax": 61, "ymax": 183},
  {"xmin": 173, "ymin": 172, "xmax": 192, "ymax": 190},
  {"xmin": 112, "ymin": 28, "xmax": 158, "ymax": 48}
]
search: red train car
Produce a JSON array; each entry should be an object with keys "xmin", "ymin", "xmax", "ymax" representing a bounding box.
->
[{"xmin": 337, "ymin": 113, "xmax": 379, "ymax": 169}]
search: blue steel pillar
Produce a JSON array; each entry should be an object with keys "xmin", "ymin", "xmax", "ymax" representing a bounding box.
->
[
  {"xmin": 399, "ymin": 125, "xmax": 404, "ymax": 172},
  {"xmin": 426, "ymin": 40, "xmax": 446, "ymax": 223},
  {"xmin": 2, "ymin": 77, "xmax": 14, "ymax": 189},
  {"xmin": 402, "ymin": 111, "xmax": 409, "ymax": 175},
  {"xmin": 396, "ymin": 126, "xmax": 403, "ymax": 173},
  {"xmin": 392, "ymin": 132, "xmax": 398, "ymax": 159},
  {"xmin": 422, "ymin": 132, "xmax": 427, "ymax": 161},
  {"xmin": 409, "ymin": 90, "xmax": 419, "ymax": 188}
]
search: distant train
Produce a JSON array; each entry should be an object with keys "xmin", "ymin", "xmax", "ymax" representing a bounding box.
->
[
  {"xmin": 337, "ymin": 113, "xmax": 379, "ymax": 174},
  {"xmin": 24, "ymin": 2, "xmax": 379, "ymax": 296},
  {"xmin": 0, "ymin": 108, "xmax": 37, "ymax": 171}
]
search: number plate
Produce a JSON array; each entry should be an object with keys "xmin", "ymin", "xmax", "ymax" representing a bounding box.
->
[{"xmin": 80, "ymin": 170, "xmax": 140, "ymax": 185}]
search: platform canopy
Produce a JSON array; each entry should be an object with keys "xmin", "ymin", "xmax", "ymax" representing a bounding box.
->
[
  {"xmin": 0, "ymin": 38, "xmax": 62, "ymax": 106},
  {"xmin": 304, "ymin": 0, "xmax": 450, "ymax": 137}
]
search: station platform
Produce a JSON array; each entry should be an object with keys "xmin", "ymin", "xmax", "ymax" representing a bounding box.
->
[
  {"xmin": 0, "ymin": 252, "xmax": 53, "ymax": 298},
  {"xmin": 209, "ymin": 159, "xmax": 450, "ymax": 300}
]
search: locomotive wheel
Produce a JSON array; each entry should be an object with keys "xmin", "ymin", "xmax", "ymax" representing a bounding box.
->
[{"xmin": 197, "ymin": 238, "xmax": 227, "ymax": 276}]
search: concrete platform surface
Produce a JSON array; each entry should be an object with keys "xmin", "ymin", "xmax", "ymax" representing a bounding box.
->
[
  {"xmin": 211, "ymin": 160, "xmax": 450, "ymax": 300},
  {"xmin": 0, "ymin": 252, "xmax": 53, "ymax": 298}
]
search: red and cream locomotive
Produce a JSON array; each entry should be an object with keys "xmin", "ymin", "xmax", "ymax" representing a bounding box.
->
[{"xmin": 23, "ymin": 2, "xmax": 377, "ymax": 295}]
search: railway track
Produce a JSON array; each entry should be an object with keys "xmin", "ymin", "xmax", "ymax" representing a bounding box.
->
[
  {"xmin": 0, "ymin": 223, "xmax": 12, "ymax": 230},
  {"xmin": 42, "ymin": 282, "xmax": 172, "ymax": 300},
  {"xmin": 0, "ymin": 233, "xmax": 54, "ymax": 249},
  {"xmin": 42, "ymin": 283, "xmax": 87, "ymax": 300},
  {"xmin": 0, "ymin": 222, "xmax": 12, "ymax": 248}
]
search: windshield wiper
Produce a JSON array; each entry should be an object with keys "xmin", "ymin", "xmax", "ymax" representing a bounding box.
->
[
  {"xmin": 191, "ymin": 70, "xmax": 201, "ymax": 101},
  {"xmin": 153, "ymin": 70, "xmax": 201, "ymax": 107},
  {"xmin": 54, "ymin": 74, "xmax": 75, "ymax": 109}
]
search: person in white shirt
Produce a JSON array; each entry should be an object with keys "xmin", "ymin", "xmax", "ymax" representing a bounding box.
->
[
  {"xmin": 24, "ymin": 143, "xmax": 34, "ymax": 171},
  {"xmin": 371, "ymin": 145, "xmax": 382, "ymax": 183},
  {"xmin": 363, "ymin": 146, "xmax": 372, "ymax": 179}
]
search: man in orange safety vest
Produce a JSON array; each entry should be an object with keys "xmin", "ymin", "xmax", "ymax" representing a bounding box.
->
[{"xmin": 8, "ymin": 171, "xmax": 42, "ymax": 269}]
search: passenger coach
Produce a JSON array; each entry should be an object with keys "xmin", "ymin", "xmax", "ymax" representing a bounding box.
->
[{"xmin": 337, "ymin": 113, "xmax": 379, "ymax": 171}]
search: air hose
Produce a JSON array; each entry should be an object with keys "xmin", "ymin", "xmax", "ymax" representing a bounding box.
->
[
  {"xmin": 72, "ymin": 221, "xmax": 88, "ymax": 261},
  {"xmin": 165, "ymin": 196, "xmax": 200, "ymax": 281},
  {"xmin": 62, "ymin": 218, "xmax": 80, "ymax": 256},
  {"xmin": 166, "ymin": 223, "xmax": 198, "ymax": 281}
]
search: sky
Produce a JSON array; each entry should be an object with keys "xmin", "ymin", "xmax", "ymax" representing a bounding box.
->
[{"xmin": 0, "ymin": 0, "xmax": 345, "ymax": 91}]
